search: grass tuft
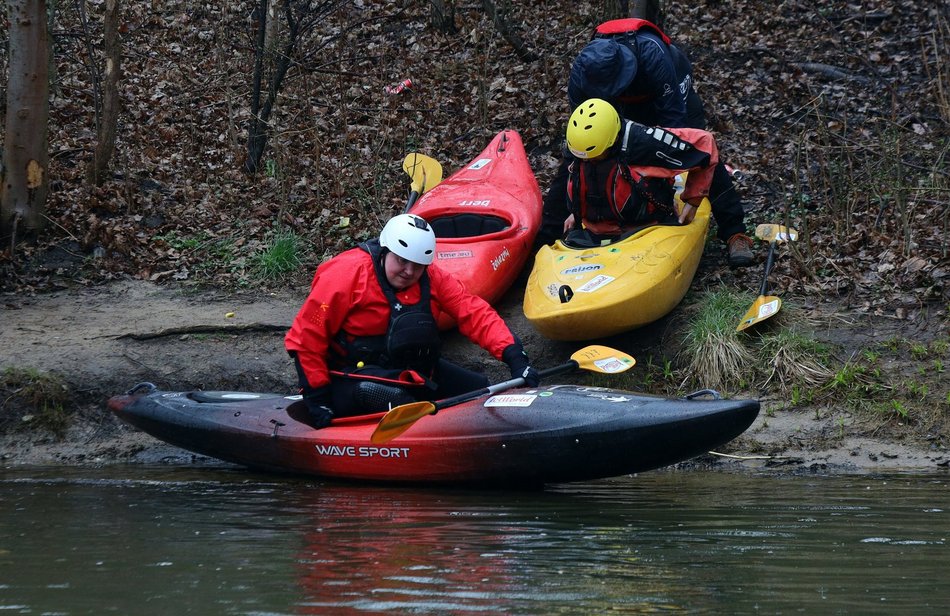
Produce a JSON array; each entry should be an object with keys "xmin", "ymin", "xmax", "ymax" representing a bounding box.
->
[
  {"xmin": 678, "ymin": 289, "xmax": 753, "ymax": 391},
  {"xmin": 251, "ymin": 229, "xmax": 302, "ymax": 281},
  {"xmin": 758, "ymin": 328, "xmax": 835, "ymax": 391},
  {"xmin": 1, "ymin": 367, "xmax": 72, "ymax": 437}
]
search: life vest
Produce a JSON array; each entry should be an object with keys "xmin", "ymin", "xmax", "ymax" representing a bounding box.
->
[
  {"xmin": 567, "ymin": 123, "xmax": 676, "ymax": 236},
  {"xmin": 594, "ymin": 18, "xmax": 671, "ymax": 45},
  {"xmin": 331, "ymin": 239, "xmax": 441, "ymax": 374}
]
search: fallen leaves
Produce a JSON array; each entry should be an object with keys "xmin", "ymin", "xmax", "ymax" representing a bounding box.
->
[{"xmin": 0, "ymin": 0, "xmax": 946, "ymax": 317}]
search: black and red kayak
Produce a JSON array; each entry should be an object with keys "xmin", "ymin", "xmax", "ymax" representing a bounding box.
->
[{"xmin": 108, "ymin": 382, "xmax": 759, "ymax": 486}]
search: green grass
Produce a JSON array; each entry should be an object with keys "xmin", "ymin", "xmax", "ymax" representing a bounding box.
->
[
  {"xmin": 152, "ymin": 230, "xmax": 241, "ymax": 279},
  {"xmin": 757, "ymin": 328, "xmax": 834, "ymax": 391},
  {"xmin": 817, "ymin": 332, "xmax": 950, "ymax": 426},
  {"xmin": 1, "ymin": 367, "xmax": 72, "ymax": 437},
  {"xmin": 153, "ymin": 225, "xmax": 319, "ymax": 286},
  {"xmin": 585, "ymin": 288, "xmax": 945, "ymax": 439},
  {"xmin": 250, "ymin": 229, "xmax": 302, "ymax": 281},
  {"xmin": 679, "ymin": 289, "xmax": 753, "ymax": 391}
]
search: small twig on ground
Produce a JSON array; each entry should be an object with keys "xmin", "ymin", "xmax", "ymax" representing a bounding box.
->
[
  {"xmin": 708, "ymin": 451, "xmax": 782, "ymax": 460},
  {"xmin": 793, "ymin": 62, "xmax": 873, "ymax": 84},
  {"xmin": 117, "ymin": 323, "xmax": 286, "ymax": 340}
]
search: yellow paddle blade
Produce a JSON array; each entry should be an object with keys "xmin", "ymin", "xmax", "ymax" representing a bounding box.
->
[
  {"xmin": 570, "ymin": 344, "xmax": 636, "ymax": 373},
  {"xmin": 402, "ymin": 153, "xmax": 443, "ymax": 194},
  {"xmin": 737, "ymin": 295, "xmax": 782, "ymax": 332},
  {"xmin": 755, "ymin": 224, "xmax": 798, "ymax": 243},
  {"xmin": 370, "ymin": 401, "xmax": 437, "ymax": 444}
]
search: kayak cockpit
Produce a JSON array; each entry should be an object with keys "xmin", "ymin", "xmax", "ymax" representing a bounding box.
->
[{"xmin": 429, "ymin": 212, "xmax": 511, "ymax": 240}]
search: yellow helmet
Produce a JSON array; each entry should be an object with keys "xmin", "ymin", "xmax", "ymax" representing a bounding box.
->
[{"xmin": 566, "ymin": 98, "xmax": 621, "ymax": 159}]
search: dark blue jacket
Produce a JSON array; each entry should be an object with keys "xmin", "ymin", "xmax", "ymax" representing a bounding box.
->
[{"xmin": 569, "ymin": 22, "xmax": 698, "ymax": 128}]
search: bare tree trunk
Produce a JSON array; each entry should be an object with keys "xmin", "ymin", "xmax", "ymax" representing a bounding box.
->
[
  {"xmin": 86, "ymin": 0, "xmax": 122, "ymax": 186},
  {"xmin": 265, "ymin": 0, "xmax": 281, "ymax": 50},
  {"xmin": 602, "ymin": 0, "xmax": 628, "ymax": 19},
  {"xmin": 482, "ymin": 0, "xmax": 537, "ymax": 62},
  {"xmin": 429, "ymin": 0, "xmax": 457, "ymax": 34},
  {"xmin": 246, "ymin": 0, "xmax": 268, "ymax": 173},
  {"xmin": 245, "ymin": 0, "xmax": 341, "ymax": 174},
  {"xmin": 247, "ymin": 0, "xmax": 298, "ymax": 174},
  {"xmin": 1, "ymin": 0, "xmax": 51, "ymax": 250},
  {"xmin": 630, "ymin": 0, "xmax": 663, "ymax": 27},
  {"xmin": 602, "ymin": 0, "xmax": 663, "ymax": 27}
]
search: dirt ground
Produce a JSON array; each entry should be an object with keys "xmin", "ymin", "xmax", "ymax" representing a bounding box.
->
[{"xmin": 2, "ymin": 277, "xmax": 948, "ymax": 475}]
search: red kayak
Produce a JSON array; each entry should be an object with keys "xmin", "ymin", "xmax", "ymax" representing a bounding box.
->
[
  {"xmin": 411, "ymin": 130, "xmax": 542, "ymax": 328},
  {"xmin": 108, "ymin": 382, "xmax": 759, "ymax": 486}
]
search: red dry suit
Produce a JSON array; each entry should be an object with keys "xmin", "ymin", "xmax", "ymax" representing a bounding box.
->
[
  {"xmin": 285, "ymin": 241, "xmax": 515, "ymax": 391},
  {"xmin": 566, "ymin": 120, "xmax": 719, "ymax": 236}
]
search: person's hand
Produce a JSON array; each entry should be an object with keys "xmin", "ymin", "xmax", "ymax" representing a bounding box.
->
[
  {"xmin": 518, "ymin": 365, "xmax": 541, "ymax": 388},
  {"xmin": 563, "ymin": 214, "xmax": 575, "ymax": 235},
  {"xmin": 308, "ymin": 404, "xmax": 335, "ymax": 428},
  {"xmin": 678, "ymin": 201, "xmax": 698, "ymax": 224},
  {"xmin": 502, "ymin": 342, "xmax": 541, "ymax": 388},
  {"xmin": 303, "ymin": 387, "xmax": 335, "ymax": 428}
]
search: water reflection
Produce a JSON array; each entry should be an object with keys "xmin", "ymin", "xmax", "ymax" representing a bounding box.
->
[
  {"xmin": 290, "ymin": 485, "xmax": 684, "ymax": 613},
  {"xmin": 0, "ymin": 467, "xmax": 947, "ymax": 614}
]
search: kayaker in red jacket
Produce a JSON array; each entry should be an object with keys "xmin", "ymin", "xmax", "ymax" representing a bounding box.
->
[
  {"xmin": 562, "ymin": 98, "xmax": 719, "ymax": 241},
  {"xmin": 540, "ymin": 18, "xmax": 753, "ymax": 267},
  {"xmin": 285, "ymin": 213, "xmax": 539, "ymax": 428}
]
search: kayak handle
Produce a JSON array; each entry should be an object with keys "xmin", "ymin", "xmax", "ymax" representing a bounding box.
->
[
  {"xmin": 126, "ymin": 382, "xmax": 157, "ymax": 395},
  {"xmin": 685, "ymin": 389, "xmax": 722, "ymax": 400},
  {"xmin": 558, "ymin": 285, "xmax": 574, "ymax": 303}
]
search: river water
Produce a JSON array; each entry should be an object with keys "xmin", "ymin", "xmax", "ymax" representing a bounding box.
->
[{"xmin": 1, "ymin": 465, "xmax": 947, "ymax": 614}]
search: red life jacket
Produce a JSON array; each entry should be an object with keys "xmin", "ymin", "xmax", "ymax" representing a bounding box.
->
[
  {"xmin": 594, "ymin": 18, "xmax": 671, "ymax": 45},
  {"xmin": 331, "ymin": 239, "xmax": 441, "ymax": 374},
  {"xmin": 566, "ymin": 156, "xmax": 675, "ymax": 237}
]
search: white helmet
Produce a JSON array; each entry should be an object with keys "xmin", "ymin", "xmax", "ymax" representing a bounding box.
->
[{"xmin": 379, "ymin": 214, "xmax": 436, "ymax": 265}]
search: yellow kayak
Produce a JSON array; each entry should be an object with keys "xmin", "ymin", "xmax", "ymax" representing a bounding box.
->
[{"xmin": 523, "ymin": 197, "xmax": 711, "ymax": 341}]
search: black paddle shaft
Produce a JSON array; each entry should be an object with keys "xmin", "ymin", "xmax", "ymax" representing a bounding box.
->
[
  {"xmin": 432, "ymin": 360, "xmax": 580, "ymax": 412},
  {"xmin": 404, "ymin": 190, "xmax": 420, "ymax": 212},
  {"xmin": 759, "ymin": 241, "xmax": 778, "ymax": 296}
]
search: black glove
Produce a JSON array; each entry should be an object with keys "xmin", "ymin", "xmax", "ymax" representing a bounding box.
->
[
  {"xmin": 303, "ymin": 387, "xmax": 335, "ymax": 429},
  {"xmin": 502, "ymin": 342, "xmax": 541, "ymax": 388}
]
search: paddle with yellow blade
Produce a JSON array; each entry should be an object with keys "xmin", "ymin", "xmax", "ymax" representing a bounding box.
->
[
  {"xmin": 402, "ymin": 153, "xmax": 443, "ymax": 211},
  {"xmin": 736, "ymin": 223, "xmax": 799, "ymax": 332},
  {"xmin": 370, "ymin": 345, "xmax": 636, "ymax": 444}
]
